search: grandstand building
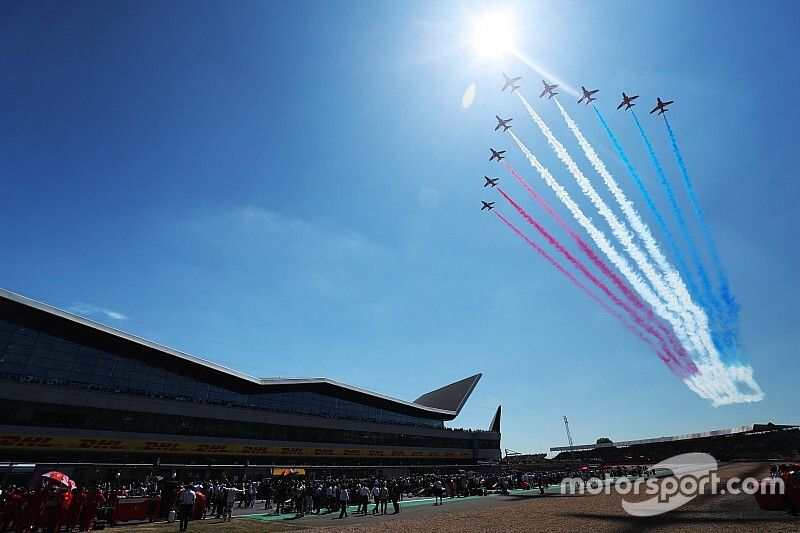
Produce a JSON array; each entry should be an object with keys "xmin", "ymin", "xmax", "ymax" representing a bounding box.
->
[
  {"xmin": 0, "ymin": 289, "xmax": 501, "ymax": 469},
  {"xmin": 550, "ymin": 424, "xmax": 800, "ymax": 464}
]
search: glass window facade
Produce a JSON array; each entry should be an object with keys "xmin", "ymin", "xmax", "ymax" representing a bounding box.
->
[
  {"xmin": 3, "ymin": 401, "xmax": 492, "ymax": 450},
  {"xmin": 0, "ymin": 319, "xmax": 442, "ymax": 428}
]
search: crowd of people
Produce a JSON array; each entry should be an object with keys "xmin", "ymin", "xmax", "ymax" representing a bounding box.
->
[
  {"xmin": 0, "ymin": 484, "xmax": 106, "ymax": 533},
  {"xmin": 168, "ymin": 470, "xmax": 533, "ymax": 525},
  {"xmin": 0, "ymin": 464, "xmax": 666, "ymax": 531},
  {"xmin": 0, "ymin": 470, "xmax": 535, "ymax": 532}
]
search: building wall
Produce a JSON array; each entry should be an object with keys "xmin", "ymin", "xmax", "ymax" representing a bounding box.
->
[
  {"xmin": 0, "ymin": 316, "xmax": 501, "ymax": 465},
  {"xmin": 0, "ymin": 319, "xmax": 441, "ymax": 427}
]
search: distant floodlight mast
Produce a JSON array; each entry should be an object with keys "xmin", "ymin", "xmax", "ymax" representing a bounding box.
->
[{"xmin": 564, "ymin": 416, "xmax": 574, "ymax": 449}]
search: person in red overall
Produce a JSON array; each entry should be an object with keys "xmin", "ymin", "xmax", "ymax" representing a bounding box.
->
[
  {"xmin": 46, "ymin": 487, "xmax": 73, "ymax": 533},
  {"xmin": 41, "ymin": 487, "xmax": 61, "ymax": 533},
  {"xmin": 12, "ymin": 491, "xmax": 31, "ymax": 533},
  {"xmin": 192, "ymin": 490, "xmax": 206, "ymax": 521},
  {"xmin": 12, "ymin": 490, "xmax": 30, "ymax": 533},
  {"xmin": 0, "ymin": 487, "xmax": 21, "ymax": 531},
  {"xmin": 79, "ymin": 489, "xmax": 105, "ymax": 532},
  {"xmin": 779, "ymin": 465, "xmax": 798, "ymax": 515},
  {"xmin": 17, "ymin": 487, "xmax": 46, "ymax": 533},
  {"xmin": 65, "ymin": 488, "xmax": 86, "ymax": 532}
]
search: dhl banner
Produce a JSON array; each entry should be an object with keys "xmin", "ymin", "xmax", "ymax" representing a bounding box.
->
[{"xmin": 0, "ymin": 434, "xmax": 472, "ymax": 459}]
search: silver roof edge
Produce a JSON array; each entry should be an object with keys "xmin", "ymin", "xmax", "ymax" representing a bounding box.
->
[{"xmin": 0, "ymin": 288, "xmax": 460, "ymax": 418}]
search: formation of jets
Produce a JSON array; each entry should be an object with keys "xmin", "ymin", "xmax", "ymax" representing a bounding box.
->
[
  {"xmin": 484, "ymin": 74, "xmax": 677, "ymax": 212},
  {"xmin": 502, "ymin": 73, "xmax": 521, "ymax": 93},
  {"xmin": 578, "ymin": 86, "xmax": 599, "ymax": 105},
  {"xmin": 502, "ymin": 74, "xmax": 673, "ymax": 115},
  {"xmin": 650, "ymin": 97, "xmax": 674, "ymax": 115},
  {"xmin": 617, "ymin": 92, "xmax": 639, "ymax": 110},
  {"xmin": 495, "ymin": 115, "xmax": 512, "ymax": 131},
  {"xmin": 539, "ymin": 80, "xmax": 558, "ymax": 99},
  {"xmin": 489, "ymin": 148, "xmax": 506, "ymax": 162}
]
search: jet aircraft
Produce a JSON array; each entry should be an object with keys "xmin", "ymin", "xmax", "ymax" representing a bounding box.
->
[
  {"xmin": 484, "ymin": 176, "xmax": 499, "ymax": 188},
  {"xmin": 502, "ymin": 73, "xmax": 521, "ymax": 93},
  {"xmin": 495, "ymin": 115, "xmax": 513, "ymax": 131},
  {"xmin": 540, "ymin": 80, "xmax": 558, "ymax": 99},
  {"xmin": 650, "ymin": 97, "xmax": 674, "ymax": 115},
  {"xmin": 489, "ymin": 148, "xmax": 506, "ymax": 162},
  {"xmin": 481, "ymin": 201, "xmax": 495, "ymax": 211},
  {"xmin": 616, "ymin": 92, "xmax": 639, "ymax": 110},
  {"xmin": 578, "ymin": 86, "xmax": 599, "ymax": 105}
]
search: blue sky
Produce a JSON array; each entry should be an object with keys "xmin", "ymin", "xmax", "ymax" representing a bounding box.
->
[{"xmin": 2, "ymin": 0, "xmax": 798, "ymax": 453}]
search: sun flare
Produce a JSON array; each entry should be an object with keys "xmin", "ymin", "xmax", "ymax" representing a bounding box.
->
[{"xmin": 469, "ymin": 11, "xmax": 516, "ymax": 59}]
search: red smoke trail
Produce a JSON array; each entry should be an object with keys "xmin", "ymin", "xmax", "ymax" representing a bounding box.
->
[
  {"xmin": 494, "ymin": 210, "xmax": 681, "ymax": 375},
  {"xmin": 505, "ymin": 162, "xmax": 647, "ymax": 311},
  {"xmin": 497, "ymin": 187, "xmax": 696, "ymax": 376},
  {"xmin": 503, "ymin": 163, "xmax": 697, "ymax": 375}
]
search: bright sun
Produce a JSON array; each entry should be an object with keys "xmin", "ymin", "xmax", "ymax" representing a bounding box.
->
[{"xmin": 469, "ymin": 11, "xmax": 516, "ymax": 59}]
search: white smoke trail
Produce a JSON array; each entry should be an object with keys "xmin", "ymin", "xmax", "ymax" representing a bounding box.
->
[
  {"xmin": 517, "ymin": 95, "xmax": 700, "ymax": 350},
  {"xmin": 686, "ymin": 361, "xmax": 763, "ymax": 406},
  {"xmin": 513, "ymin": 94, "xmax": 759, "ymax": 404},
  {"xmin": 554, "ymin": 101, "xmax": 708, "ymax": 351},
  {"xmin": 507, "ymin": 130, "xmax": 725, "ymax": 402},
  {"xmin": 506, "ymin": 133, "xmax": 649, "ymax": 309},
  {"xmin": 552, "ymin": 100, "xmax": 763, "ymax": 404}
]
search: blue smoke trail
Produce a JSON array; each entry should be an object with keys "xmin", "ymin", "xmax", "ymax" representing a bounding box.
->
[
  {"xmin": 596, "ymin": 108, "xmax": 729, "ymax": 357},
  {"xmin": 664, "ymin": 116, "xmax": 740, "ymax": 356},
  {"xmin": 631, "ymin": 111, "xmax": 737, "ymax": 361},
  {"xmin": 594, "ymin": 108, "xmax": 705, "ymax": 309}
]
